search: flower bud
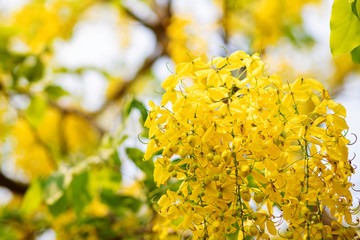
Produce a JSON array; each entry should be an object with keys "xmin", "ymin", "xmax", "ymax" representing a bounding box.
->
[
  {"xmin": 249, "ymin": 225, "xmax": 258, "ymax": 236},
  {"xmin": 219, "ymin": 174, "xmax": 227, "ymax": 183},
  {"xmin": 253, "ymin": 192, "xmax": 265, "ymax": 204},
  {"xmin": 240, "ymin": 186, "xmax": 249, "ymax": 194},
  {"xmin": 241, "ymin": 192, "xmax": 251, "ymax": 202},
  {"xmin": 301, "ymin": 206, "xmax": 310, "ymax": 218},
  {"xmin": 167, "ymin": 165, "xmax": 175, "ymax": 172},
  {"xmin": 179, "ymin": 149, "xmax": 188, "ymax": 158},
  {"xmin": 248, "ymin": 214, "xmax": 258, "ymax": 221},
  {"xmin": 212, "ymin": 174, "xmax": 219, "ymax": 181},
  {"xmin": 221, "ymin": 150, "xmax": 231, "ymax": 162},
  {"xmin": 331, "ymin": 221, "xmax": 340, "ymax": 230},
  {"xmin": 162, "ymin": 147, "xmax": 172, "ymax": 158},
  {"xmin": 207, "ymin": 153, "xmax": 214, "ymax": 161},
  {"xmin": 285, "ymin": 230, "xmax": 294, "ymax": 239},
  {"xmin": 213, "ymin": 155, "xmax": 222, "ymax": 167},
  {"xmin": 324, "ymin": 234, "xmax": 333, "ymax": 240},
  {"xmin": 212, "ymin": 221, "xmax": 220, "ymax": 232},
  {"xmin": 240, "ymin": 165, "xmax": 250, "ymax": 178},
  {"xmin": 169, "ymin": 144, "xmax": 179, "ymax": 154},
  {"xmin": 314, "ymin": 223, "xmax": 323, "ymax": 231},
  {"xmin": 205, "ymin": 176, "xmax": 212, "ymax": 185},
  {"xmin": 188, "ymin": 136, "xmax": 196, "ymax": 147}
]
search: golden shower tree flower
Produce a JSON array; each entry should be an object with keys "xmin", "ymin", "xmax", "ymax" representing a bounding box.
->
[{"xmin": 145, "ymin": 51, "xmax": 358, "ymax": 239}]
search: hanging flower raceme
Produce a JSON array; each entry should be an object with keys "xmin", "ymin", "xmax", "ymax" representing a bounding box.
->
[{"xmin": 144, "ymin": 51, "xmax": 358, "ymax": 240}]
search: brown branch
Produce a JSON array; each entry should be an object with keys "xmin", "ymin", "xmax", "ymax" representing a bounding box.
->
[
  {"xmin": 0, "ymin": 171, "xmax": 28, "ymax": 195},
  {"xmin": 94, "ymin": 54, "xmax": 159, "ymax": 117},
  {"xmin": 122, "ymin": 6, "xmax": 156, "ymax": 30},
  {"xmin": 112, "ymin": 55, "xmax": 159, "ymax": 101},
  {"xmin": 93, "ymin": 1, "xmax": 173, "ymax": 116}
]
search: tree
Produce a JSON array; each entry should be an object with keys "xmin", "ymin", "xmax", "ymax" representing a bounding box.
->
[{"xmin": 0, "ymin": 0, "xmax": 358, "ymax": 239}]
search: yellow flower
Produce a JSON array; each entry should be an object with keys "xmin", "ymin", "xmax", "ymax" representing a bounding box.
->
[{"xmin": 145, "ymin": 50, "xmax": 356, "ymax": 239}]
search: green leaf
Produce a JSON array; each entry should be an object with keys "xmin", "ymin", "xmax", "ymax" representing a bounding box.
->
[
  {"xmin": 351, "ymin": 0, "xmax": 360, "ymax": 20},
  {"xmin": 125, "ymin": 98, "xmax": 148, "ymax": 124},
  {"xmin": 167, "ymin": 179, "xmax": 183, "ymax": 192},
  {"xmin": 126, "ymin": 148, "xmax": 154, "ymax": 179},
  {"xmin": 21, "ymin": 56, "xmax": 44, "ymax": 82},
  {"xmin": 110, "ymin": 149, "xmax": 121, "ymax": 167},
  {"xmin": 226, "ymin": 230, "xmax": 239, "ymax": 240},
  {"xmin": 98, "ymin": 168, "xmax": 122, "ymax": 190},
  {"xmin": 48, "ymin": 194, "xmax": 69, "ymax": 216},
  {"xmin": 67, "ymin": 171, "xmax": 92, "ymax": 215},
  {"xmin": 351, "ymin": 45, "xmax": 360, "ymax": 63},
  {"xmin": 43, "ymin": 172, "xmax": 66, "ymax": 205},
  {"xmin": 100, "ymin": 189, "xmax": 142, "ymax": 213},
  {"xmin": 26, "ymin": 95, "xmax": 47, "ymax": 127},
  {"xmin": 247, "ymin": 175, "xmax": 258, "ymax": 188},
  {"xmin": 171, "ymin": 216, "xmax": 184, "ymax": 227},
  {"xmin": 20, "ymin": 178, "xmax": 43, "ymax": 215},
  {"xmin": 0, "ymin": 225, "xmax": 17, "ymax": 240},
  {"xmin": 44, "ymin": 85, "xmax": 69, "ymax": 100},
  {"xmin": 330, "ymin": 0, "xmax": 360, "ymax": 55}
]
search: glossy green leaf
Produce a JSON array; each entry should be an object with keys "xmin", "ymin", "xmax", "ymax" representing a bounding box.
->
[
  {"xmin": 330, "ymin": 0, "xmax": 360, "ymax": 55},
  {"xmin": 20, "ymin": 178, "xmax": 43, "ymax": 215},
  {"xmin": 351, "ymin": 45, "xmax": 360, "ymax": 63},
  {"xmin": 125, "ymin": 98, "xmax": 148, "ymax": 124}
]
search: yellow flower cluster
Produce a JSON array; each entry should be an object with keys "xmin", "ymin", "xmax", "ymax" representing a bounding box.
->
[
  {"xmin": 145, "ymin": 51, "xmax": 357, "ymax": 239},
  {"xmin": 167, "ymin": 16, "xmax": 208, "ymax": 64},
  {"xmin": 12, "ymin": 0, "xmax": 95, "ymax": 53}
]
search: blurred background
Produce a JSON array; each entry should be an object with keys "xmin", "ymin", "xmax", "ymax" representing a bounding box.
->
[{"xmin": 0, "ymin": 0, "xmax": 359, "ymax": 239}]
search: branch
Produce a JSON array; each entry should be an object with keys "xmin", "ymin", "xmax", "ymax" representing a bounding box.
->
[
  {"xmin": 0, "ymin": 171, "xmax": 28, "ymax": 195},
  {"xmin": 94, "ymin": 53, "xmax": 160, "ymax": 116},
  {"xmin": 122, "ymin": 6, "xmax": 156, "ymax": 30},
  {"xmin": 93, "ymin": 1, "xmax": 173, "ymax": 116}
]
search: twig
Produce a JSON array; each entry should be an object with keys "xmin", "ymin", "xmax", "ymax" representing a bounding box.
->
[{"xmin": 0, "ymin": 171, "xmax": 28, "ymax": 195}]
